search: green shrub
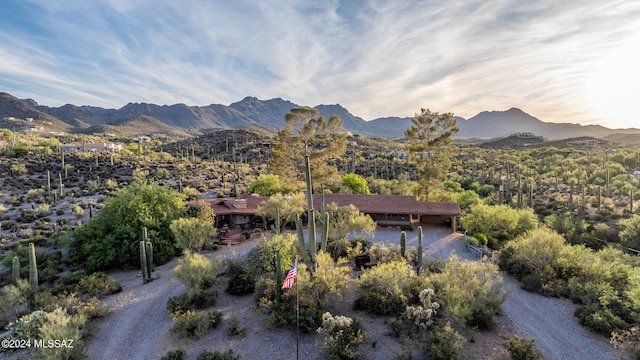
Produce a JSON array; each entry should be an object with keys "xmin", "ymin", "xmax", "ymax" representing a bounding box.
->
[
  {"xmin": 196, "ymin": 349, "xmax": 241, "ymax": 360},
  {"xmin": 170, "ymin": 310, "xmax": 210, "ymax": 338},
  {"xmin": 317, "ymin": 312, "xmax": 365, "ymax": 360},
  {"xmin": 173, "ymin": 251, "xmax": 217, "ymax": 291},
  {"xmin": 611, "ymin": 326, "xmax": 640, "ymax": 360},
  {"xmin": 271, "ymin": 301, "xmax": 322, "ymax": 333},
  {"xmin": 400, "ymin": 224, "xmax": 414, "ymax": 231},
  {"xmin": 4, "ymin": 309, "xmax": 48, "ymax": 341},
  {"xmin": 504, "ymin": 335, "xmax": 543, "ymax": 360},
  {"xmin": 575, "ymin": 304, "xmax": 626, "ymax": 335},
  {"xmin": 355, "ymin": 261, "xmax": 428, "ymax": 316},
  {"xmin": 430, "ymin": 255, "xmax": 506, "ymax": 330},
  {"xmin": 76, "ymin": 272, "xmax": 122, "ymax": 297},
  {"xmin": 225, "ymin": 261, "xmax": 255, "ymax": 296},
  {"xmin": 36, "ymin": 307, "xmax": 88, "ymax": 360},
  {"xmin": 427, "ymin": 321, "xmax": 466, "ymax": 360},
  {"xmin": 161, "ymin": 348, "xmax": 187, "ymax": 360},
  {"xmin": 167, "ymin": 288, "xmax": 217, "ymax": 313},
  {"xmin": 226, "ymin": 314, "xmax": 247, "ymax": 337}
]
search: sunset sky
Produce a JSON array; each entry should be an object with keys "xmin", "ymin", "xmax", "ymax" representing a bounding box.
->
[{"xmin": 1, "ymin": 0, "xmax": 639, "ymax": 128}]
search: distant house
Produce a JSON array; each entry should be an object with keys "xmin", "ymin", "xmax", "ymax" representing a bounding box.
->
[
  {"xmin": 190, "ymin": 194, "xmax": 461, "ymax": 232},
  {"xmin": 567, "ymin": 139, "xmax": 602, "ymax": 147},
  {"xmin": 509, "ymin": 132, "xmax": 539, "ymax": 139},
  {"xmin": 59, "ymin": 142, "xmax": 122, "ymax": 152}
]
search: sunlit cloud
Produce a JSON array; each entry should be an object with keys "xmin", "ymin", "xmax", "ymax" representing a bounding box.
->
[{"xmin": 1, "ymin": 0, "xmax": 639, "ymax": 129}]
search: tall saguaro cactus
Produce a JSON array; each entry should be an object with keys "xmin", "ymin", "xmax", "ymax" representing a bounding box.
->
[
  {"xmin": 320, "ymin": 211, "xmax": 329, "ymax": 252},
  {"xmin": 29, "ymin": 243, "xmax": 38, "ymax": 289},
  {"xmin": 295, "ymin": 214, "xmax": 311, "ymax": 263},
  {"xmin": 400, "ymin": 231, "xmax": 406, "ymax": 258},
  {"xmin": 12, "ymin": 256, "xmax": 20, "ymax": 285},
  {"xmin": 140, "ymin": 227, "xmax": 153, "ymax": 282},
  {"xmin": 140, "ymin": 240, "xmax": 149, "ymax": 283}
]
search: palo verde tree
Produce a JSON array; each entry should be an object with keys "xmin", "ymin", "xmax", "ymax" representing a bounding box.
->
[
  {"xmin": 70, "ymin": 180, "xmax": 187, "ymax": 271},
  {"xmin": 405, "ymin": 108, "xmax": 459, "ymax": 201},
  {"xmin": 269, "ymin": 107, "xmax": 347, "ymax": 187}
]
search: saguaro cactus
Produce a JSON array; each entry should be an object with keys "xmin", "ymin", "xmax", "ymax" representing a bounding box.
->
[
  {"xmin": 273, "ymin": 206, "xmax": 281, "ymax": 234},
  {"xmin": 140, "ymin": 240, "xmax": 149, "ymax": 283},
  {"xmin": 142, "ymin": 227, "xmax": 153, "ymax": 279},
  {"xmin": 320, "ymin": 211, "xmax": 329, "ymax": 253},
  {"xmin": 12, "ymin": 256, "xmax": 20, "ymax": 285},
  {"xmin": 400, "ymin": 231, "xmax": 406, "ymax": 258},
  {"xmin": 416, "ymin": 226, "xmax": 423, "ymax": 275},
  {"xmin": 29, "ymin": 243, "xmax": 38, "ymax": 289},
  {"xmin": 295, "ymin": 214, "xmax": 311, "ymax": 263}
]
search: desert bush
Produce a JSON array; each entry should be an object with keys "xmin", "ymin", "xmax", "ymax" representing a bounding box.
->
[
  {"xmin": 427, "ymin": 321, "xmax": 467, "ymax": 360},
  {"xmin": 246, "ymin": 233, "xmax": 297, "ymax": 275},
  {"xmin": 430, "ymin": 255, "xmax": 507, "ymax": 330},
  {"xmin": 316, "ymin": 312, "xmax": 365, "ymax": 360},
  {"xmin": 76, "ymin": 272, "xmax": 122, "ymax": 297},
  {"xmin": 36, "ymin": 307, "xmax": 88, "ymax": 360},
  {"xmin": 308, "ymin": 251, "xmax": 352, "ymax": 307},
  {"xmin": 499, "ymin": 228, "xmax": 567, "ymax": 296},
  {"xmin": 173, "ymin": 251, "xmax": 217, "ymax": 291},
  {"xmin": 504, "ymin": 335, "xmax": 543, "ymax": 360},
  {"xmin": 167, "ymin": 288, "xmax": 217, "ymax": 313},
  {"xmin": 355, "ymin": 260, "xmax": 428, "ymax": 315},
  {"xmin": 170, "ymin": 310, "xmax": 211, "ymax": 338},
  {"xmin": 611, "ymin": 326, "xmax": 640, "ymax": 360},
  {"xmin": 461, "ymin": 203, "xmax": 538, "ymax": 249},
  {"xmin": 226, "ymin": 314, "xmax": 247, "ymax": 337},
  {"xmin": 161, "ymin": 348, "xmax": 187, "ymax": 360},
  {"xmin": 4, "ymin": 309, "xmax": 48, "ymax": 341},
  {"xmin": 225, "ymin": 261, "xmax": 256, "ymax": 296},
  {"xmin": 196, "ymin": 349, "xmax": 241, "ymax": 360}
]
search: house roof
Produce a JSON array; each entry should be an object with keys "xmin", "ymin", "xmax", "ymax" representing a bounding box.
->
[{"xmin": 190, "ymin": 194, "xmax": 461, "ymax": 217}]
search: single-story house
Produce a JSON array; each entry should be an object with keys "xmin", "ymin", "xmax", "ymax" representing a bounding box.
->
[
  {"xmin": 59, "ymin": 143, "xmax": 122, "ymax": 152},
  {"xmin": 190, "ymin": 194, "xmax": 461, "ymax": 232}
]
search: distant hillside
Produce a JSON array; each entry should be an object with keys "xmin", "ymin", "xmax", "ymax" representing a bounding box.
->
[
  {"xmin": 0, "ymin": 92, "xmax": 72, "ymax": 132},
  {"xmin": 1, "ymin": 91, "xmax": 639, "ymax": 140},
  {"xmin": 79, "ymin": 115, "xmax": 192, "ymax": 138}
]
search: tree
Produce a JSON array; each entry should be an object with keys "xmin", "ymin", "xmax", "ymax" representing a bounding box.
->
[
  {"xmin": 620, "ymin": 215, "xmax": 640, "ymax": 249},
  {"xmin": 325, "ymin": 202, "xmax": 376, "ymax": 242},
  {"xmin": 269, "ymin": 107, "xmax": 347, "ymax": 187},
  {"xmin": 256, "ymin": 193, "xmax": 306, "ymax": 230},
  {"xmin": 405, "ymin": 108, "xmax": 459, "ymax": 200},
  {"xmin": 460, "ymin": 203, "xmax": 538, "ymax": 249},
  {"xmin": 70, "ymin": 181, "xmax": 186, "ymax": 271},
  {"xmin": 341, "ymin": 173, "xmax": 370, "ymax": 194},
  {"xmin": 170, "ymin": 217, "xmax": 216, "ymax": 252},
  {"xmin": 247, "ymin": 174, "xmax": 282, "ymax": 196}
]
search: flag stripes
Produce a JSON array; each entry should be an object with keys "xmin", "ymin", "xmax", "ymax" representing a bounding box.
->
[{"xmin": 282, "ymin": 259, "xmax": 297, "ymax": 289}]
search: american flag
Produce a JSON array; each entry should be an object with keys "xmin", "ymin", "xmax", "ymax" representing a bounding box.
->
[{"xmin": 281, "ymin": 259, "xmax": 297, "ymax": 289}]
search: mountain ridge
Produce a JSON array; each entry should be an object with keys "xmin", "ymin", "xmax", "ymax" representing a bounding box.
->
[{"xmin": 1, "ymin": 91, "xmax": 639, "ymax": 140}]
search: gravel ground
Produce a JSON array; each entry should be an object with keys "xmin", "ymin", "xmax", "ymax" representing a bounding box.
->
[{"xmin": 86, "ymin": 229, "xmax": 620, "ymax": 360}]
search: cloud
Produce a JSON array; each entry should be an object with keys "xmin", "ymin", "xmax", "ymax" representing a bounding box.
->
[{"xmin": 1, "ymin": 0, "xmax": 639, "ymax": 128}]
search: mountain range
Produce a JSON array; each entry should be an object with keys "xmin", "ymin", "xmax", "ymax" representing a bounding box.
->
[{"xmin": 1, "ymin": 92, "xmax": 639, "ymax": 141}]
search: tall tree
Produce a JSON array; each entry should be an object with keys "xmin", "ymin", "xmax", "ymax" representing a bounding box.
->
[
  {"xmin": 70, "ymin": 181, "xmax": 186, "ymax": 271},
  {"xmin": 269, "ymin": 107, "xmax": 347, "ymax": 187},
  {"xmin": 405, "ymin": 108, "xmax": 459, "ymax": 200}
]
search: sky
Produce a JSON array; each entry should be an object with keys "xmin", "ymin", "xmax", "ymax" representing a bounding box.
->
[{"xmin": 1, "ymin": 0, "xmax": 639, "ymax": 129}]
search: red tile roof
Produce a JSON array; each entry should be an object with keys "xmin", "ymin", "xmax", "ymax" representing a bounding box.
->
[{"xmin": 189, "ymin": 194, "xmax": 460, "ymax": 217}]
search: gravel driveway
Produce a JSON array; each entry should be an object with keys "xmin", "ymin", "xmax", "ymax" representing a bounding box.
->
[{"xmin": 88, "ymin": 229, "xmax": 620, "ymax": 360}]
